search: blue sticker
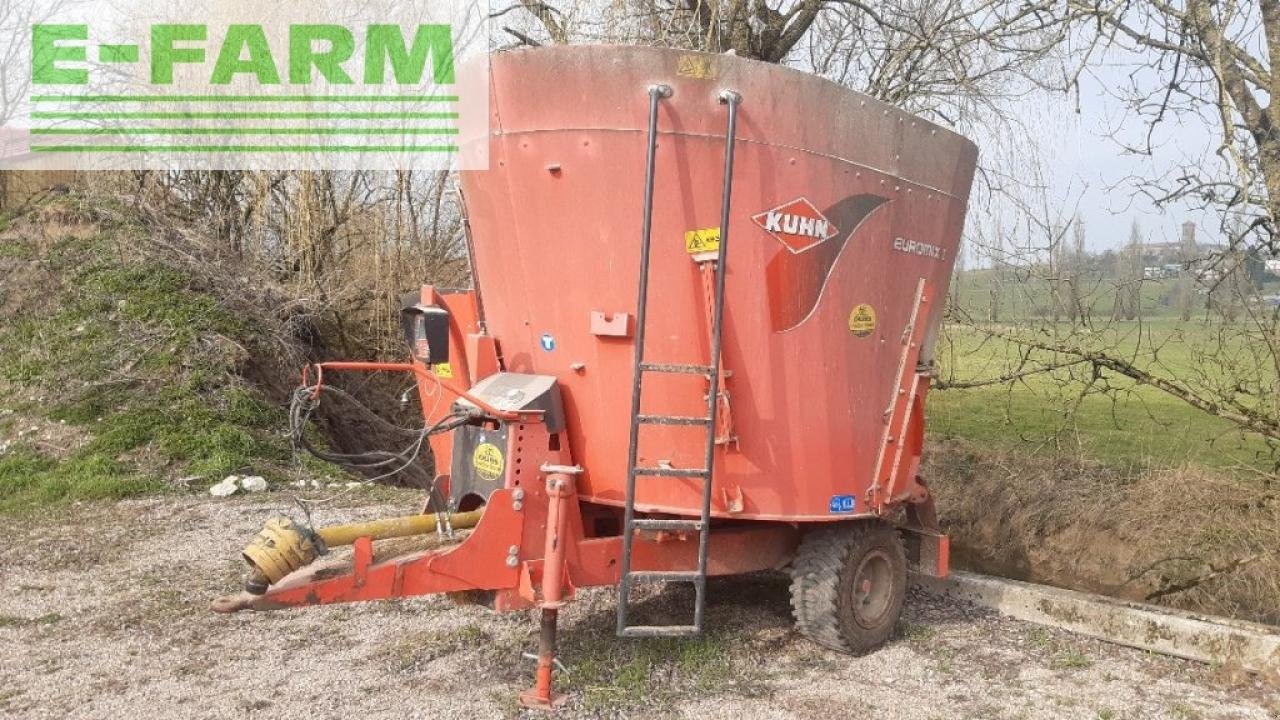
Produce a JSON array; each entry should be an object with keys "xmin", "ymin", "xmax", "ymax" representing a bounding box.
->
[
  {"xmin": 540, "ymin": 333, "xmax": 556, "ymax": 352},
  {"xmin": 829, "ymin": 495, "xmax": 856, "ymax": 513}
]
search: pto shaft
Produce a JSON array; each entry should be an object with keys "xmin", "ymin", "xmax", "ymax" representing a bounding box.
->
[
  {"xmin": 316, "ymin": 510, "xmax": 484, "ymax": 547},
  {"xmin": 241, "ymin": 509, "xmax": 484, "ymax": 594}
]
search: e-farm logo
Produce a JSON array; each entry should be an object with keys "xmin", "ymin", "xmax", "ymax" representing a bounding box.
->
[
  {"xmin": 32, "ymin": 24, "xmax": 456, "ymax": 88},
  {"xmin": 2, "ymin": 1, "xmax": 490, "ymax": 170}
]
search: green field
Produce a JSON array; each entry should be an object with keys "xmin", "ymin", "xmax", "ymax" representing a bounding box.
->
[
  {"xmin": 948, "ymin": 267, "xmax": 1280, "ymax": 322},
  {"xmin": 928, "ymin": 318, "xmax": 1278, "ymax": 471}
]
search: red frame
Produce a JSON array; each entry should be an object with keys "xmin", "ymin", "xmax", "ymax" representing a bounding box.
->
[{"xmin": 216, "ymin": 416, "xmax": 799, "ymax": 614}]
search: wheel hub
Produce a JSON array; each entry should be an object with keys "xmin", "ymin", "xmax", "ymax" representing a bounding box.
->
[{"xmin": 850, "ymin": 549, "xmax": 894, "ymax": 628}]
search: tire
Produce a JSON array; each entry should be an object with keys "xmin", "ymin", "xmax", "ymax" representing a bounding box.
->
[{"xmin": 789, "ymin": 520, "xmax": 907, "ymax": 653}]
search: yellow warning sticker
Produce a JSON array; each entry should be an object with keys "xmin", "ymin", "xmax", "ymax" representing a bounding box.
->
[
  {"xmin": 848, "ymin": 304, "xmax": 877, "ymax": 337},
  {"xmin": 472, "ymin": 442, "xmax": 505, "ymax": 481},
  {"xmin": 677, "ymin": 54, "xmax": 717, "ymax": 80},
  {"xmin": 684, "ymin": 227, "xmax": 721, "ymax": 255},
  {"xmin": 431, "ymin": 362, "xmax": 454, "ymax": 379}
]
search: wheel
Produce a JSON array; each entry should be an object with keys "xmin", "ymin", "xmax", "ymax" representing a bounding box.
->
[{"xmin": 789, "ymin": 520, "xmax": 907, "ymax": 653}]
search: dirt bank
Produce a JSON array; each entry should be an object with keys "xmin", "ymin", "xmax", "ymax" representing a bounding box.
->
[
  {"xmin": 2, "ymin": 490, "xmax": 1276, "ymax": 719},
  {"xmin": 925, "ymin": 438, "xmax": 1280, "ymax": 625},
  {"xmin": 0, "ymin": 194, "xmax": 439, "ymax": 505}
]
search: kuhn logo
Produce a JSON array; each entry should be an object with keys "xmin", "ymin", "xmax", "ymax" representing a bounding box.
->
[
  {"xmin": 752, "ymin": 198, "xmax": 839, "ymax": 253},
  {"xmin": 761, "ymin": 193, "xmax": 890, "ymax": 332}
]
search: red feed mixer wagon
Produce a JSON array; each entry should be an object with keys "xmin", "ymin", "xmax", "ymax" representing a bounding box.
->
[{"xmin": 213, "ymin": 45, "xmax": 977, "ymax": 708}]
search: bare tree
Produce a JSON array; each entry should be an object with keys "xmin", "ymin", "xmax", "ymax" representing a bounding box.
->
[
  {"xmin": 117, "ymin": 169, "xmax": 468, "ymax": 356},
  {"xmin": 1068, "ymin": 0, "xmax": 1280, "ymax": 255},
  {"xmin": 806, "ymin": 0, "xmax": 1068, "ymax": 126},
  {"xmin": 1052, "ymin": 217, "xmax": 1088, "ymax": 324},
  {"xmin": 500, "ymin": 0, "xmax": 1070, "ymax": 120},
  {"xmin": 989, "ymin": 216, "xmax": 1008, "ymax": 322},
  {"xmin": 2, "ymin": 1, "xmax": 47, "ymax": 126},
  {"xmin": 1176, "ymin": 221, "xmax": 1197, "ymax": 321},
  {"xmin": 939, "ymin": 2, "xmax": 1280, "ymax": 446},
  {"xmin": 1113, "ymin": 219, "xmax": 1143, "ymax": 321},
  {"xmin": 498, "ymin": 0, "xmax": 830, "ymax": 61}
]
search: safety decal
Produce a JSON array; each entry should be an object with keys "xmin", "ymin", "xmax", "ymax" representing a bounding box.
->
[
  {"xmin": 848, "ymin": 304, "xmax": 877, "ymax": 337},
  {"xmin": 752, "ymin": 197, "xmax": 839, "ymax": 254},
  {"xmin": 676, "ymin": 54, "xmax": 717, "ymax": 80},
  {"xmin": 540, "ymin": 333, "xmax": 556, "ymax": 352},
  {"xmin": 472, "ymin": 442, "xmax": 505, "ymax": 482},
  {"xmin": 431, "ymin": 362, "xmax": 454, "ymax": 379},
  {"xmin": 684, "ymin": 227, "xmax": 721, "ymax": 255},
  {"xmin": 829, "ymin": 495, "xmax": 856, "ymax": 513}
]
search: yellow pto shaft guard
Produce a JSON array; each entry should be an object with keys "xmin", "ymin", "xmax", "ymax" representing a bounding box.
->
[{"xmin": 240, "ymin": 509, "xmax": 485, "ymax": 594}]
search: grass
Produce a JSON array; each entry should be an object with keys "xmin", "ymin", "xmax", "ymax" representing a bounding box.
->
[
  {"xmin": 0, "ymin": 612, "xmax": 62, "ymax": 628},
  {"xmin": 0, "ymin": 239, "xmax": 32, "ymax": 259},
  {"xmin": 0, "ymin": 205, "xmax": 295, "ymax": 514},
  {"xmin": 930, "ymin": 318, "xmax": 1277, "ymax": 471},
  {"xmin": 900, "ymin": 621, "xmax": 938, "ymax": 643},
  {"xmin": 1024, "ymin": 627, "xmax": 1053, "ymax": 649},
  {"xmin": 949, "ymin": 266, "xmax": 1280, "ymax": 323},
  {"xmin": 561, "ymin": 629, "xmax": 759, "ymax": 714},
  {"xmin": 376, "ymin": 623, "xmax": 501, "ymax": 672},
  {"xmin": 1051, "ymin": 651, "xmax": 1093, "ymax": 670},
  {"xmin": 0, "ymin": 446, "xmax": 160, "ymax": 514}
]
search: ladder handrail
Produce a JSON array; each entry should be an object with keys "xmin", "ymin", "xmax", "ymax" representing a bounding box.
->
[
  {"xmin": 617, "ymin": 85, "xmax": 742, "ymax": 638},
  {"xmin": 617, "ymin": 83, "xmax": 671, "ymax": 636},
  {"xmin": 693, "ymin": 90, "xmax": 740, "ymax": 630}
]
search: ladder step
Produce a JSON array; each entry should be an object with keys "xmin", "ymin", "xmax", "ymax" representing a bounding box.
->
[
  {"xmin": 637, "ymin": 414, "xmax": 713, "ymax": 426},
  {"xmin": 639, "ymin": 362, "xmax": 713, "ymax": 375},
  {"xmin": 627, "ymin": 571, "xmax": 704, "ymax": 583},
  {"xmin": 632, "ymin": 467, "xmax": 710, "ymax": 478},
  {"xmin": 619, "ymin": 625, "xmax": 702, "ymax": 638},
  {"xmin": 632, "ymin": 518, "xmax": 704, "ymax": 532}
]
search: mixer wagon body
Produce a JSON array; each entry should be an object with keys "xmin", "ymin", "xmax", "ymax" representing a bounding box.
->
[
  {"xmin": 461, "ymin": 46, "xmax": 977, "ymax": 521},
  {"xmin": 215, "ymin": 45, "xmax": 977, "ymax": 709}
]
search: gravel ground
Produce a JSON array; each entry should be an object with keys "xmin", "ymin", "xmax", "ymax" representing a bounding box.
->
[{"xmin": 1, "ymin": 491, "xmax": 1277, "ymax": 719}]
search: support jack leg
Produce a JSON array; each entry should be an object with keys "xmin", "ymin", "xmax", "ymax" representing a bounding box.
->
[
  {"xmin": 519, "ymin": 469, "xmax": 577, "ymax": 710},
  {"xmin": 519, "ymin": 608, "xmax": 567, "ymax": 710}
]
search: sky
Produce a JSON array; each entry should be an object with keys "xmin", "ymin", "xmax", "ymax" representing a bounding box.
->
[{"xmin": 1021, "ymin": 62, "xmax": 1223, "ymax": 254}]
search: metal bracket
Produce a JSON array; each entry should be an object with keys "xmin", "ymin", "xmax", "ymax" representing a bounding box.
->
[{"xmin": 522, "ymin": 652, "xmax": 570, "ymax": 675}]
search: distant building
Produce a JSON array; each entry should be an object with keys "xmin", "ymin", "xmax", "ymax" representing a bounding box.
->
[
  {"xmin": 1123, "ymin": 222, "xmax": 1225, "ymax": 278},
  {"xmin": 1124, "ymin": 241, "xmax": 1184, "ymax": 264}
]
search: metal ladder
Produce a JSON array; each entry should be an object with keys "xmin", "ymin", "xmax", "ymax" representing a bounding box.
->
[{"xmin": 616, "ymin": 84, "xmax": 741, "ymax": 638}]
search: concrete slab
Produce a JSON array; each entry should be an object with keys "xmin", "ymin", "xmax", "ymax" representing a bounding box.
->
[{"xmin": 915, "ymin": 570, "xmax": 1280, "ymax": 675}]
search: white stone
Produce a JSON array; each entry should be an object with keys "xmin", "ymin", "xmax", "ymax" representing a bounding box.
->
[
  {"xmin": 239, "ymin": 475, "xmax": 268, "ymax": 493},
  {"xmin": 208, "ymin": 478, "xmax": 239, "ymax": 497}
]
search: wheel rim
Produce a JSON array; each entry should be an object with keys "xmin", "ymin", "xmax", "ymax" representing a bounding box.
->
[{"xmin": 850, "ymin": 549, "xmax": 895, "ymax": 629}]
